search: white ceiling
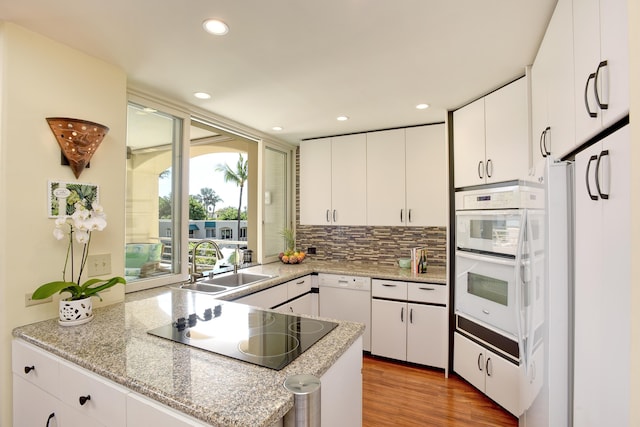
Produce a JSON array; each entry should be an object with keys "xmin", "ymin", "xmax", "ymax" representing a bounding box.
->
[{"xmin": 0, "ymin": 0, "xmax": 557, "ymax": 144}]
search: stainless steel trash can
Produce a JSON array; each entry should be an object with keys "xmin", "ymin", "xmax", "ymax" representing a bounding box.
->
[{"xmin": 283, "ymin": 374, "xmax": 321, "ymax": 427}]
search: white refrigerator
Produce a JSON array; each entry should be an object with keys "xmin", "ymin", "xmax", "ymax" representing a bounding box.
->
[
  {"xmin": 524, "ymin": 122, "xmax": 631, "ymax": 427},
  {"xmin": 522, "ymin": 159, "xmax": 573, "ymax": 427}
]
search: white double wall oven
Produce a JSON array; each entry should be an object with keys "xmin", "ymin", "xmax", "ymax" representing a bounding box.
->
[{"xmin": 455, "ymin": 183, "xmax": 544, "ymax": 347}]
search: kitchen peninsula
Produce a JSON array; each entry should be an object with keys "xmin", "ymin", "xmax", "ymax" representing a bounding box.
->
[{"xmin": 12, "ymin": 261, "xmax": 445, "ymax": 426}]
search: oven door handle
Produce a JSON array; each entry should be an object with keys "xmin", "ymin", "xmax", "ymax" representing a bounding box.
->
[{"xmin": 455, "ymin": 250, "xmax": 516, "ymax": 267}]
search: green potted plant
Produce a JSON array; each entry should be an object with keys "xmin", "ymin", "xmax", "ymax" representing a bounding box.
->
[{"xmin": 32, "ymin": 201, "xmax": 125, "ymax": 325}]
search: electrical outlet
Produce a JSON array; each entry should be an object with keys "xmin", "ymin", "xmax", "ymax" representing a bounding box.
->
[
  {"xmin": 25, "ymin": 293, "xmax": 52, "ymax": 307},
  {"xmin": 88, "ymin": 253, "xmax": 111, "ymax": 277}
]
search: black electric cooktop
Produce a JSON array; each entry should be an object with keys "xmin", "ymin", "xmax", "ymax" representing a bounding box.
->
[{"xmin": 148, "ymin": 302, "xmax": 338, "ymax": 370}]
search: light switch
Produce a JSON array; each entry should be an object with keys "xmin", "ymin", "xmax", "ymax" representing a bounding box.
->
[{"xmin": 87, "ymin": 253, "xmax": 111, "ymax": 277}]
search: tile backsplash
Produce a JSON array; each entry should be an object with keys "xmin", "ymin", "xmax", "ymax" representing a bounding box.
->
[
  {"xmin": 295, "ymin": 225, "xmax": 447, "ymax": 267},
  {"xmin": 295, "ymin": 147, "xmax": 447, "ymax": 267}
]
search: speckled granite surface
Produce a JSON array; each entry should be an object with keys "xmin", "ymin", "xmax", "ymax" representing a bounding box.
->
[
  {"xmin": 162, "ymin": 259, "xmax": 448, "ymax": 302},
  {"xmin": 12, "ymin": 260, "xmax": 445, "ymax": 426}
]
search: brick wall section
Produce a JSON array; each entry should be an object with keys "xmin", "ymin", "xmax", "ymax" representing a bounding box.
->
[{"xmin": 295, "ymin": 147, "xmax": 447, "ymax": 267}]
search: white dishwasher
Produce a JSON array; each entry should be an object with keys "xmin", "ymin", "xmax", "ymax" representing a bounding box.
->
[{"xmin": 318, "ymin": 273, "xmax": 371, "ymax": 352}]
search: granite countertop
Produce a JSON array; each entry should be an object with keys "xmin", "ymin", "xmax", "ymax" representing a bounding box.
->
[
  {"xmin": 12, "ymin": 260, "xmax": 444, "ymax": 426},
  {"xmin": 146, "ymin": 259, "xmax": 448, "ymax": 303},
  {"xmin": 13, "ymin": 290, "xmax": 365, "ymax": 427}
]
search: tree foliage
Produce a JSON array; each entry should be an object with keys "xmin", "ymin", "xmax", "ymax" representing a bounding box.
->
[
  {"xmin": 159, "ymin": 195, "xmax": 172, "ymax": 219},
  {"xmin": 215, "ymin": 206, "xmax": 247, "ymax": 220},
  {"xmin": 194, "ymin": 187, "xmax": 223, "ymax": 219},
  {"xmin": 216, "ymin": 153, "xmax": 248, "ymax": 235},
  {"xmin": 189, "ymin": 196, "xmax": 206, "ymax": 220}
]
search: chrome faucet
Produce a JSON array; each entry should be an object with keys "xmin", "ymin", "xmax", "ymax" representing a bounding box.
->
[{"xmin": 190, "ymin": 240, "xmax": 224, "ymax": 283}]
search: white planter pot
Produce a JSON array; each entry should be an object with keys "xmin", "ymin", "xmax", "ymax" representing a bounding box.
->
[{"xmin": 59, "ymin": 297, "xmax": 93, "ymax": 326}]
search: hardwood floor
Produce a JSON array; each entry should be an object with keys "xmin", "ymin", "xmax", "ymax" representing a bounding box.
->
[{"xmin": 362, "ymin": 355, "xmax": 518, "ymax": 427}]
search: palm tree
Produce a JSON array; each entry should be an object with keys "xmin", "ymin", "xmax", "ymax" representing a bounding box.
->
[
  {"xmin": 196, "ymin": 187, "xmax": 223, "ymax": 219},
  {"xmin": 216, "ymin": 153, "xmax": 248, "ymax": 239}
]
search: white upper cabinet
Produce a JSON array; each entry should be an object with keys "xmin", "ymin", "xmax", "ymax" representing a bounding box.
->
[
  {"xmin": 531, "ymin": 0, "xmax": 576, "ymax": 163},
  {"xmin": 366, "ymin": 125, "xmax": 447, "ymax": 226},
  {"xmin": 405, "ymin": 125, "xmax": 447, "ymax": 226},
  {"xmin": 573, "ymin": 0, "xmax": 628, "ymax": 143},
  {"xmin": 454, "ymin": 77, "xmax": 529, "ymax": 188},
  {"xmin": 300, "ymin": 137, "xmax": 332, "ymax": 225},
  {"xmin": 299, "ymin": 134, "xmax": 367, "ymax": 225},
  {"xmin": 366, "ymin": 129, "xmax": 406, "ymax": 226}
]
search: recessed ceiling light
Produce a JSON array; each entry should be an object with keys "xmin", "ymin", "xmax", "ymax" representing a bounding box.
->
[
  {"xmin": 336, "ymin": 115, "xmax": 349, "ymax": 121},
  {"xmin": 202, "ymin": 19, "xmax": 229, "ymax": 36},
  {"xmin": 194, "ymin": 92, "xmax": 211, "ymax": 100},
  {"xmin": 272, "ymin": 126, "xmax": 283, "ymax": 131},
  {"xmin": 416, "ymin": 103, "xmax": 430, "ymax": 110}
]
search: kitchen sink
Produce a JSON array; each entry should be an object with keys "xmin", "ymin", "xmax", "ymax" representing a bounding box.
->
[
  {"xmin": 200, "ymin": 272, "xmax": 275, "ymax": 287},
  {"xmin": 177, "ymin": 272, "xmax": 276, "ymax": 294}
]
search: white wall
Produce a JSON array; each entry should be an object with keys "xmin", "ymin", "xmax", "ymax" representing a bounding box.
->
[
  {"xmin": 0, "ymin": 22, "xmax": 127, "ymax": 426},
  {"xmin": 629, "ymin": 1, "xmax": 639, "ymax": 425}
]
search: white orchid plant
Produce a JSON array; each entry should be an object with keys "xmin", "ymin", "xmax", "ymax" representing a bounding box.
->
[{"xmin": 32, "ymin": 202, "xmax": 125, "ymax": 301}]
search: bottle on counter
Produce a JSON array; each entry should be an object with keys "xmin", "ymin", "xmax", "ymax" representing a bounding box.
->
[{"xmin": 419, "ymin": 250, "xmax": 427, "ymax": 273}]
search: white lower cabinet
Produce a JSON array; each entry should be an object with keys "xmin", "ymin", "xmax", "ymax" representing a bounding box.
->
[
  {"xmin": 58, "ymin": 360, "xmax": 127, "ymax": 426},
  {"xmin": 13, "ymin": 339, "xmax": 207, "ymax": 427},
  {"xmin": 127, "ymin": 393, "xmax": 207, "ymax": 427},
  {"xmin": 453, "ymin": 332, "xmax": 522, "ymax": 416},
  {"xmin": 370, "ymin": 279, "xmax": 447, "ymax": 369},
  {"xmin": 276, "ymin": 293, "xmax": 313, "ymax": 315},
  {"xmin": 234, "ymin": 275, "xmax": 314, "ymax": 315}
]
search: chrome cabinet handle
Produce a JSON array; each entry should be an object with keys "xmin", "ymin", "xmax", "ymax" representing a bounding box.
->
[
  {"xmin": 595, "ymin": 150, "xmax": 610, "ymax": 200},
  {"xmin": 482, "ymin": 309, "xmax": 490, "ymax": 315},
  {"xmin": 418, "ymin": 287, "xmax": 435, "ymax": 291},
  {"xmin": 332, "ymin": 209, "xmax": 337, "ymax": 222},
  {"xmin": 477, "ymin": 353, "xmax": 484, "ymax": 371},
  {"xmin": 409, "ymin": 308, "xmax": 413, "ymax": 324},
  {"xmin": 584, "ymin": 72, "xmax": 598, "ymax": 118},
  {"xmin": 382, "ymin": 283, "xmax": 397, "ymax": 287},
  {"xmin": 326, "ymin": 209, "xmax": 330, "ymax": 223},
  {"xmin": 400, "ymin": 209, "xmax": 404, "ymax": 223},
  {"xmin": 408, "ymin": 209, "xmax": 412, "ymax": 223},
  {"xmin": 595, "ymin": 60, "xmax": 609, "ymax": 110},
  {"xmin": 586, "ymin": 154, "xmax": 599, "ymax": 201},
  {"xmin": 400, "ymin": 307, "xmax": 404, "ymax": 322},
  {"xmin": 478, "ymin": 160, "xmax": 484, "ymax": 179},
  {"xmin": 46, "ymin": 413, "xmax": 56, "ymax": 427},
  {"xmin": 486, "ymin": 159, "xmax": 493, "ymax": 178}
]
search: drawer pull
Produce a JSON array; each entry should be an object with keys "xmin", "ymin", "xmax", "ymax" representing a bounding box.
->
[
  {"xmin": 296, "ymin": 280, "xmax": 305, "ymax": 285},
  {"xmin": 381, "ymin": 284, "xmax": 397, "ymax": 287},
  {"xmin": 418, "ymin": 287, "xmax": 435, "ymax": 291},
  {"xmin": 24, "ymin": 365, "xmax": 35, "ymax": 374},
  {"xmin": 46, "ymin": 412, "xmax": 56, "ymax": 427},
  {"xmin": 79, "ymin": 394, "xmax": 91, "ymax": 406}
]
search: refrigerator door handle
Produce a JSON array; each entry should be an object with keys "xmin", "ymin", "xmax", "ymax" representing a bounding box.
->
[
  {"xmin": 595, "ymin": 150, "xmax": 610, "ymax": 200},
  {"xmin": 586, "ymin": 155, "xmax": 599, "ymax": 200}
]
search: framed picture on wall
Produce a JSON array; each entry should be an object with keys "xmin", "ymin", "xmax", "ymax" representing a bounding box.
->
[{"xmin": 48, "ymin": 180, "xmax": 100, "ymax": 218}]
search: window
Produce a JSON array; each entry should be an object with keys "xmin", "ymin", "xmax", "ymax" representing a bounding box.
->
[
  {"xmin": 125, "ymin": 92, "xmax": 293, "ymax": 289},
  {"xmin": 125, "ymin": 98, "xmax": 188, "ymax": 291},
  {"xmin": 221, "ymin": 227, "xmax": 233, "ymax": 239}
]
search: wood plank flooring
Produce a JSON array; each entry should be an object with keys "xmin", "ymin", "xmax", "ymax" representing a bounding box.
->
[{"xmin": 362, "ymin": 355, "xmax": 518, "ymax": 427}]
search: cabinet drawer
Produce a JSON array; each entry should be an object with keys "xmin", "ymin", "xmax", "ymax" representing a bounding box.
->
[
  {"xmin": 58, "ymin": 360, "xmax": 127, "ymax": 426},
  {"xmin": 407, "ymin": 282, "xmax": 447, "ymax": 305},
  {"xmin": 12, "ymin": 340, "xmax": 59, "ymax": 395},
  {"xmin": 372, "ymin": 279, "xmax": 407, "ymax": 299},
  {"xmin": 287, "ymin": 275, "xmax": 312, "ymax": 300}
]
